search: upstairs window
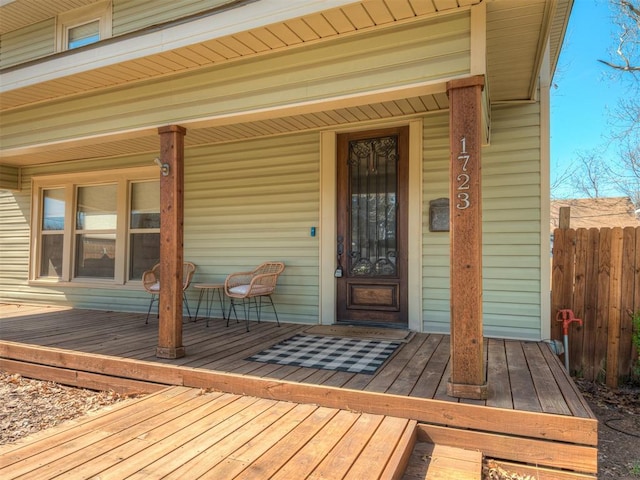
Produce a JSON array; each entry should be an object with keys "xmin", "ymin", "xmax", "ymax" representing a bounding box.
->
[
  {"xmin": 57, "ymin": 1, "xmax": 112, "ymax": 52},
  {"xmin": 68, "ymin": 21, "xmax": 101, "ymax": 49}
]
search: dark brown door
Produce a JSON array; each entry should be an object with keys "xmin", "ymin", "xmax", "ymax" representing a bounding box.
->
[{"xmin": 336, "ymin": 126, "xmax": 408, "ymax": 326}]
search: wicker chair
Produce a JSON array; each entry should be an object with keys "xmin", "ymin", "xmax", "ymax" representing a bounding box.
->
[
  {"xmin": 224, "ymin": 261, "xmax": 285, "ymax": 331},
  {"xmin": 142, "ymin": 261, "xmax": 197, "ymax": 324}
]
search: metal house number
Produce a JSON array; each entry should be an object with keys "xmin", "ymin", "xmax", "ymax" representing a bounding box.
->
[{"xmin": 456, "ymin": 136, "xmax": 471, "ymax": 210}]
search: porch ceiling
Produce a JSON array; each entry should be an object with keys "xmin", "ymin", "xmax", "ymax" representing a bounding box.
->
[
  {"xmin": 2, "ymin": 92, "xmax": 449, "ymax": 166},
  {"xmin": 0, "ymin": 0, "xmax": 572, "ymax": 166}
]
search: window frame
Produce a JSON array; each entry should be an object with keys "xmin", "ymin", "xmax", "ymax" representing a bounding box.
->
[
  {"xmin": 30, "ymin": 167, "xmax": 158, "ymax": 286},
  {"xmin": 56, "ymin": 1, "xmax": 112, "ymax": 52}
]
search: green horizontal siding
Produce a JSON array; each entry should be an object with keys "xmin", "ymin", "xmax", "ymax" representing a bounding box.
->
[
  {"xmin": 422, "ymin": 112, "xmax": 451, "ymax": 333},
  {"xmin": 482, "ymin": 102, "xmax": 542, "ymax": 339},
  {"xmin": 0, "ymin": 1, "xmax": 237, "ymax": 68},
  {"xmin": 0, "ymin": 19, "xmax": 54, "ymax": 68},
  {"xmin": 0, "ymin": 132, "xmax": 320, "ymax": 324},
  {"xmin": 112, "ymin": 0, "xmax": 237, "ymax": 36},
  {"xmin": 422, "ymin": 103, "xmax": 543, "ymax": 340},
  {"xmin": 2, "ymin": 12, "xmax": 470, "ymax": 150},
  {"xmin": 184, "ymin": 132, "xmax": 320, "ymax": 324},
  {"xmin": 0, "ymin": 165, "xmax": 20, "ymax": 191}
]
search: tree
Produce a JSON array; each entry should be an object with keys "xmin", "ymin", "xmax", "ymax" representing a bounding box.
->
[
  {"xmin": 551, "ymin": 1, "xmax": 639, "ymax": 206},
  {"xmin": 555, "ymin": 1, "xmax": 640, "ymax": 208},
  {"xmin": 599, "ymin": 0, "xmax": 640, "ymax": 74},
  {"xmin": 602, "ymin": 1, "xmax": 640, "ymax": 208}
]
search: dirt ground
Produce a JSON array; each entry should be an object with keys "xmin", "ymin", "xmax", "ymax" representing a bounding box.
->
[
  {"xmin": 1, "ymin": 371, "xmax": 639, "ymax": 478},
  {"xmin": 575, "ymin": 379, "xmax": 640, "ymax": 479}
]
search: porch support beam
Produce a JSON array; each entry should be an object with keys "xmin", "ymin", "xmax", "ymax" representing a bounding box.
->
[
  {"xmin": 156, "ymin": 125, "xmax": 187, "ymax": 359},
  {"xmin": 446, "ymin": 75, "xmax": 487, "ymax": 399}
]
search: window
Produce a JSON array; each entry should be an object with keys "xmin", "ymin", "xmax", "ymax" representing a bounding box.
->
[
  {"xmin": 75, "ymin": 184, "xmax": 117, "ymax": 279},
  {"xmin": 31, "ymin": 168, "xmax": 159, "ymax": 285},
  {"xmin": 68, "ymin": 21, "xmax": 101, "ymax": 49},
  {"xmin": 129, "ymin": 181, "xmax": 161, "ymax": 279},
  {"xmin": 40, "ymin": 189, "xmax": 65, "ymax": 277},
  {"xmin": 57, "ymin": 1, "xmax": 112, "ymax": 52}
]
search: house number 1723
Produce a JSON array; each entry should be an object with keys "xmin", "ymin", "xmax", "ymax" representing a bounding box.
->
[{"xmin": 456, "ymin": 136, "xmax": 471, "ymax": 210}]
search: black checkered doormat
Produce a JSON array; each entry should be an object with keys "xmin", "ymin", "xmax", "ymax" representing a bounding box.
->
[{"xmin": 246, "ymin": 334, "xmax": 401, "ymax": 374}]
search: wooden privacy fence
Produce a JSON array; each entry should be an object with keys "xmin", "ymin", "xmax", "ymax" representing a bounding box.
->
[{"xmin": 551, "ymin": 226, "xmax": 640, "ymax": 387}]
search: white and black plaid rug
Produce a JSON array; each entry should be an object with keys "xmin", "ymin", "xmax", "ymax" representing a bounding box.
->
[{"xmin": 246, "ymin": 334, "xmax": 401, "ymax": 374}]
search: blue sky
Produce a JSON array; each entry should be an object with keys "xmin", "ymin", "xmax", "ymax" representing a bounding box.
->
[{"xmin": 551, "ymin": 0, "xmax": 623, "ymax": 197}]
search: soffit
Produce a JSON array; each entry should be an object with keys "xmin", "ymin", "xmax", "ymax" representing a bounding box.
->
[
  {"xmin": 1, "ymin": 0, "xmax": 571, "ymax": 112},
  {"xmin": 0, "ymin": 0, "xmax": 572, "ymax": 167},
  {"xmin": 1, "ymin": 0, "xmax": 479, "ymax": 111},
  {"xmin": 4, "ymin": 92, "xmax": 449, "ymax": 166}
]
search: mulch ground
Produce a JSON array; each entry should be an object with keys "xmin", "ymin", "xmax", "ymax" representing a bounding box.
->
[{"xmin": 0, "ymin": 371, "xmax": 130, "ymax": 445}]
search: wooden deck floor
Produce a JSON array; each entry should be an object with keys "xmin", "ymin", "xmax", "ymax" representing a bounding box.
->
[
  {"xmin": 0, "ymin": 385, "xmax": 417, "ymax": 479},
  {"xmin": 0, "ymin": 304, "xmax": 599, "ymax": 478}
]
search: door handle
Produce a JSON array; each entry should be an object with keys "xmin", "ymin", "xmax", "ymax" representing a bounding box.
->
[{"xmin": 336, "ymin": 235, "xmax": 344, "ymax": 277}]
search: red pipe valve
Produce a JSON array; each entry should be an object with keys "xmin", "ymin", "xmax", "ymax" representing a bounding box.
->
[{"xmin": 556, "ymin": 309, "xmax": 583, "ymax": 335}]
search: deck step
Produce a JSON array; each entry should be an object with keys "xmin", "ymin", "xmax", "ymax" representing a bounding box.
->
[{"xmin": 402, "ymin": 442, "xmax": 483, "ymax": 480}]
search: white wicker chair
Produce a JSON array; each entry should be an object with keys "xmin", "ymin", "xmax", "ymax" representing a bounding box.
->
[
  {"xmin": 224, "ymin": 261, "xmax": 285, "ymax": 331},
  {"xmin": 142, "ymin": 261, "xmax": 196, "ymax": 323}
]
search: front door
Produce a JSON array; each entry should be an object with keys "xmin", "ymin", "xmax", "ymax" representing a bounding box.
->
[{"xmin": 336, "ymin": 126, "xmax": 408, "ymax": 326}]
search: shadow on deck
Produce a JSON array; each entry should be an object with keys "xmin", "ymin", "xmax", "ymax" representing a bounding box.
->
[{"xmin": 0, "ymin": 304, "xmax": 598, "ymax": 478}]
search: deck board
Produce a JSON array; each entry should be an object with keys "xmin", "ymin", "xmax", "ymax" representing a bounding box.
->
[
  {"xmin": 0, "ymin": 304, "xmax": 599, "ymax": 477},
  {"xmin": 0, "ymin": 304, "xmax": 595, "ymax": 419},
  {"xmin": 0, "ymin": 385, "xmax": 415, "ymax": 479}
]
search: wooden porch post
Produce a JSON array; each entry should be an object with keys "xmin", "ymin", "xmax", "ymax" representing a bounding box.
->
[
  {"xmin": 446, "ymin": 75, "xmax": 487, "ymax": 399},
  {"xmin": 156, "ymin": 125, "xmax": 187, "ymax": 359}
]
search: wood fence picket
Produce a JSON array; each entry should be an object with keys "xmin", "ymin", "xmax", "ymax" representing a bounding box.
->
[{"xmin": 551, "ymin": 226, "xmax": 640, "ymax": 387}]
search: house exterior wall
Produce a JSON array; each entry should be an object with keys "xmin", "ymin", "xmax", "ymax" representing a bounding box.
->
[
  {"xmin": 1, "ymin": 12, "xmax": 470, "ymax": 151},
  {"xmin": 0, "ymin": 19, "xmax": 55, "ymax": 69},
  {"xmin": 111, "ymin": 0, "xmax": 236, "ymax": 37},
  {"xmin": 0, "ymin": 103, "xmax": 545, "ymax": 339},
  {"xmin": 0, "ymin": 0, "xmax": 237, "ymax": 68},
  {"xmin": 421, "ymin": 103, "xmax": 543, "ymax": 340},
  {"xmin": 0, "ymin": 133, "xmax": 320, "ymax": 322},
  {"xmin": 0, "ymin": 4, "xmax": 549, "ymax": 340}
]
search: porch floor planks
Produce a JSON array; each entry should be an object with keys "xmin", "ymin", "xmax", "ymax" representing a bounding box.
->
[
  {"xmin": 386, "ymin": 334, "xmax": 443, "ymax": 396},
  {"xmin": 232, "ymin": 406, "xmax": 341, "ymax": 480},
  {"xmin": 522, "ymin": 341, "xmax": 573, "ymax": 415},
  {"xmin": 539, "ymin": 341, "xmax": 594, "ymax": 418},
  {"xmin": 122, "ymin": 397, "xmax": 293, "ymax": 479},
  {"xmin": 425, "ymin": 444, "xmax": 483, "ymax": 480},
  {"xmin": 486, "ymin": 338, "xmax": 513, "ymax": 409},
  {"xmin": 409, "ymin": 334, "xmax": 450, "ymax": 399},
  {"xmin": 0, "ymin": 386, "xmax": 200, "ymax": 478},
  {"xmin": 0, "ymin": 386, "xmax": 417, "ymax": 479},
  {"xmin": 0, "ymin": 305, "xmax": 595, "ymax": 419},
  {"xmin": 504, "ymin": 340, "xmax": 543, "ymax": 412}
]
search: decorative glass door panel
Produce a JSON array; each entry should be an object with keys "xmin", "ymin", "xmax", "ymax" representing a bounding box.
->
[
  {"xmin": 337, "ymin": 127, "xmax": 408, "ymax": 325},
  {"xmin": 348, "ymin": 136, "xmax": 398, "ymax": 278}
]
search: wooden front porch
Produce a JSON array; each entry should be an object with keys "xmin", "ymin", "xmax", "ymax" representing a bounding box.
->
[{"xmin": 0, "ymin": 304, "xmax": 598, "ymax": 478}]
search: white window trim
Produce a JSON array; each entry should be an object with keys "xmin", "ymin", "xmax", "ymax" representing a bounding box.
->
[
  {"xmin": 56, "ymin": 1, "xmax": 112, "ymax": 52},
  {"xmin": 29, "ymin": 166, "xmax": 157, "ymax": 287}
]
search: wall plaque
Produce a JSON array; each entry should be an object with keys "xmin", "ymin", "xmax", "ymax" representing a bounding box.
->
[{"xmin": 429, "ymin": 197, "xmax": 449, "ymax": 232}]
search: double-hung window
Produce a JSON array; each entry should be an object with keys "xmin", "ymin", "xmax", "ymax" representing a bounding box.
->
[{"xmin": 31, "ymin": 168, "xmax": 159, "ymax": 285}]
